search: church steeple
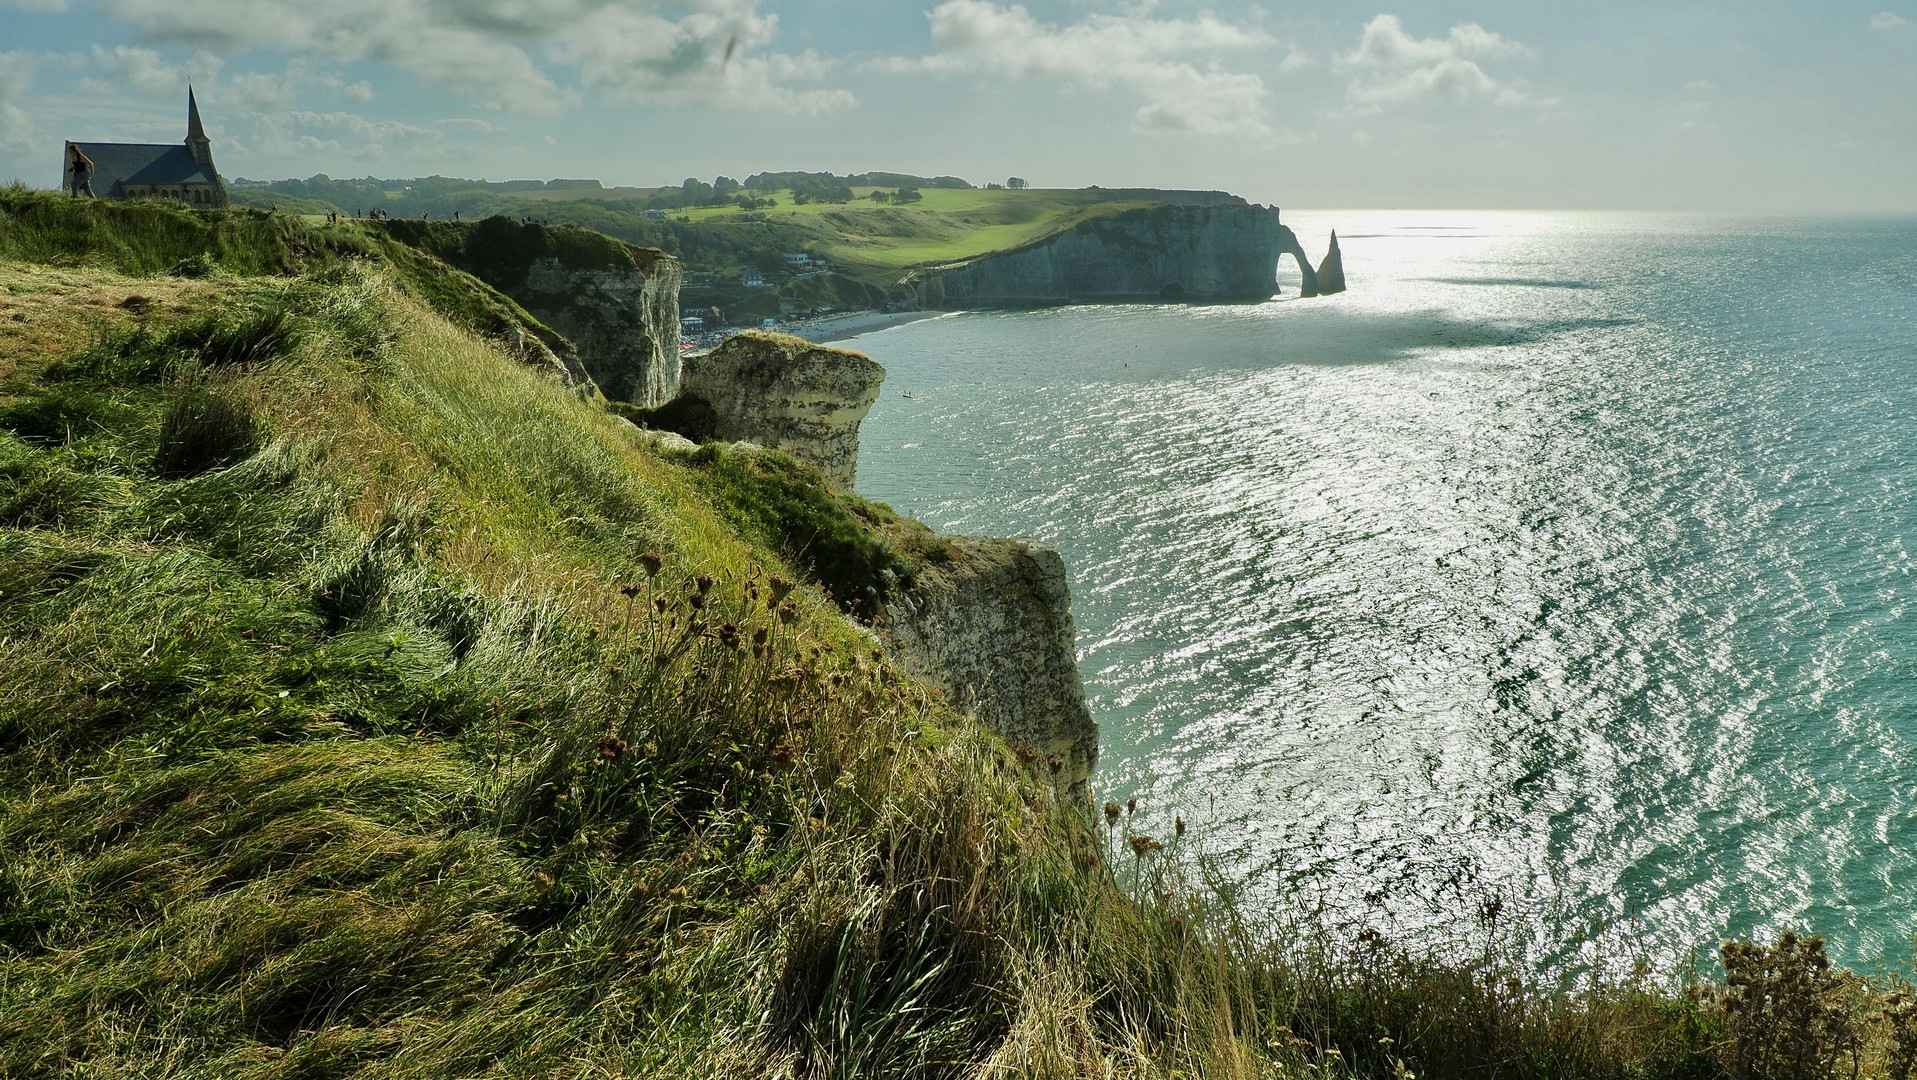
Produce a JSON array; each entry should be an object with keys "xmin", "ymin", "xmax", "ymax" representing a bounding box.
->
[{"xmin": 186, "ymin": 87, "xmax": 212, "ymax": 166}]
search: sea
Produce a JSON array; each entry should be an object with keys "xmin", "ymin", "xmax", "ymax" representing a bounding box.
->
[{"xmin": 848, "ymin": 211, "xmax": 1917, "ymax": 972}]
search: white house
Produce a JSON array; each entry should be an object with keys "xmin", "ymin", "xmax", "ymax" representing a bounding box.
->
[{"xmin": 740, "ymin": 267, "xmax": 766, "ymax": 287}]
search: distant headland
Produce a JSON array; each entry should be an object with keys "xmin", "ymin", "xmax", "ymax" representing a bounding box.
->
[{"xmin": 222, "ymin": 170, "xmax": 1345, "ymax": 321}]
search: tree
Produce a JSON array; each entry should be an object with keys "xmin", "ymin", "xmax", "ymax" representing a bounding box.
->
[{"xmin": 1006, "ymin": 176, "xmax": 1029, "ymax": 190}]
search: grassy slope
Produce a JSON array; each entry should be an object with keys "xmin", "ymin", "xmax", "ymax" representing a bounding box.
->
[
  {"xmin": 237, "ymin": 184, "xmax": 1162, "ymax": 287},
  {"xmin": 9, "ymin": 189, "xmax": 1902, "ymax": 1080}
]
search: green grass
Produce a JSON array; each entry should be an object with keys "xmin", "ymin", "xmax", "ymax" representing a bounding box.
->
[
  {"xmin": 242, "ymin": 179, "xmax": 1185, "ymax": 298},
  {"xmin": 670, "ymin": 188, "xmax": 1156, "ymax": 271},
  {"xmin": 12, "ymin": 193, "xmax": 1917, "ymax": 1080}
]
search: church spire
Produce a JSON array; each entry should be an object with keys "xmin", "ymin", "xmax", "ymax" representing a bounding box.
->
[{"xmin": 186, "ymin": 86, "xmax": 212, "ymax": 166}]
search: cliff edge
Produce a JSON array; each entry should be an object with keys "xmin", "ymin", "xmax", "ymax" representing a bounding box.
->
[
  {"xmin": 378, "ymin": 216, "xmax": 683, "ymax": 405},
  {"xmin": 677, "ymin": 332, "xmax": 884, "ymax": 486},
  {"xmin": 879, "ymin": 536, "xmax": 1099, "ymax": 794},
  {"xmin": 922, "ymin": 199, "xmax": 1320, "ymax": 306}
]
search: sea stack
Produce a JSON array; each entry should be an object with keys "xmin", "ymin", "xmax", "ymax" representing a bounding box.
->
[{"xmin": 1317, "ymin": 230, "xmax": 1347, "ymax": 295}]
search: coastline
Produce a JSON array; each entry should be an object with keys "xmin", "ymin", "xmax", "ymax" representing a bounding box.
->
[{"xmin": 784, "ymin": 308, "xmax": 952, "ymax": 344}]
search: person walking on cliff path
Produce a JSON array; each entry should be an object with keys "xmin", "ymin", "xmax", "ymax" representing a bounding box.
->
[{"xmin": 67, "ymin": 146, "xmax": 94, "ymax": 198}]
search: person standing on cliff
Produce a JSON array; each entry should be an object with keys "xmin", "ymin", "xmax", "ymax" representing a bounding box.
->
[{"xmin": 67, "ymin": 146, "xmax": 94, "ymax": 198}]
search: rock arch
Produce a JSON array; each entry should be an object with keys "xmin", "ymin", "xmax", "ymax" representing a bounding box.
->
[{"xmin": 1277, "ymin": 225, "xmax": 1320, "ymax": 298}]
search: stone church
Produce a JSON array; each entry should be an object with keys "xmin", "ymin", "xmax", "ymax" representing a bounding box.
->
[{"xmin": 63, "ymin": 89, "xmax": 229, "ymax": 207}]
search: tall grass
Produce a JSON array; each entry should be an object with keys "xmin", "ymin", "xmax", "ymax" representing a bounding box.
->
[{"xmin": 6, "ymin": 203, "xmax": 1917, "ymax": 1079}]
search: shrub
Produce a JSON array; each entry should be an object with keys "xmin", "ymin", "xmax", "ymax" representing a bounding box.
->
[
  {"xmin": 676, "ymin": 442, "xmax": 903, "ymax": 617},
  {"xmin": 1721, "ymin": 933, "xmax": 1859, "ymax": 1080}
]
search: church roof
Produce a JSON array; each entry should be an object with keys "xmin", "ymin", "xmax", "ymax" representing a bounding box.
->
[{"xmin": 69, "ymin": 141, "xmax": 220, "ymax": 192}]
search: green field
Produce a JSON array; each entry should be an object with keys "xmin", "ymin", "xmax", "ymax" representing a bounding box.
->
[{"xmin": 233, "ymin": 178, "xmax": 1175, "ymax": 302}]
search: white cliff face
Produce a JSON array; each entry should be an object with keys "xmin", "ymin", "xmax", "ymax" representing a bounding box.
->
[
  {"xmin": 930, "ymin": 202, "xmax": 1315, "ymax": 306},
  {"xmin": 520, "ymin": 257, "xmax": 683, "ymax": 406},
  {"xmin": 664, "ymin": 332, "xmax": 1099, "ymax": 793},
  {"xmin": 376, "ymin": 218, "xmax": 683, "ymax": 407},
  {"xmin": 879, "ymin": 537, "xmax": 1099, "ymax": 795},
  {"xmin": 677, "ymin": 332, "xmax": 884, "ymax": 486}
]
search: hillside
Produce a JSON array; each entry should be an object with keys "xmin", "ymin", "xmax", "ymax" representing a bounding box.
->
[
  {"xmin": 228, "ymin": 173, "xmax": 1251, "ymax": 317},
  {"xmin": 5, "ymin": 187, "xmax": 1902, "ymax": 1080}
]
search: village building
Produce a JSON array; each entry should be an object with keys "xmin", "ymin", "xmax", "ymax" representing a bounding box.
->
[{"xmin": 63, "ymin": 89, "xmax": 229, "ymax": 207}]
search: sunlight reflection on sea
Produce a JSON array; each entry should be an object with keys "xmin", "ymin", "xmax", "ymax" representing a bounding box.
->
[{"xmin": 853, "ymin": 211, "xmax": 1917, "ymax": 971}]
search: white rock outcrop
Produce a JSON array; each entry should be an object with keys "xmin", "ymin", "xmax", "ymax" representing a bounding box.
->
[
  {"xmin": 879, "ymin": 536, "xmax": 1099, "ymax": 795},
  {"xmin": 677, "ymin": 332, "xmax": 884, "ymax": 486}
]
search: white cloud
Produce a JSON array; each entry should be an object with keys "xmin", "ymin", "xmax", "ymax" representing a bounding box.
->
[
  {"xmin": 224, "ymin": 69, "xmax": 300, "ymax": 111},
  {"xmin": 882, "ymin": 0, "xmax": 1276, "ymax": 137},
  {"xmin": 0, "ymin": 51, "xmax": 35, "ymax": 153},
  {"xmin": 82, "ymin": 44, "xmax": 223, "ymax": 99},
  {"xmin": 552, "ymin": 6, "xmax": 855, "ymax": 114},
  {"xmin": 1870, "ymin": 11, "xmax": 1908, "ymax": 27},
  {"xmin": 1664, "ymin": 98, "xmax": 1716, "ymax": 134},
  {"xmin": 223, "ymin": 109, "xmax": 444, "ymax": 165},
  {"xmin": 1336, "ymin": 14, "xmax": 1531, "ymax": 111},
  {"xmin": 437, "ymin": 117, "xmax": 508, "ymax": 133},
  {"xmin": 72, "ymin": 0, "xmax": 838, "ymax": 115}
]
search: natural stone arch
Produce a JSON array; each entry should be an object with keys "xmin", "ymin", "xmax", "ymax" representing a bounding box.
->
[{"xmin": 1277, "ymin": 226, "xmax": 1320, "ymax": 298}]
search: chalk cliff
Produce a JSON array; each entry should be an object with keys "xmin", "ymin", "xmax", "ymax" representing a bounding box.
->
[
  {"xmin": 520, "ymin": 255, "xmax": 682, "ymax": 405},
  {"xmin": 924, "ymin": 199, "xmax": 1319, "ymax": 306},
  {"xmin": 638, "ymin": 332, "xmax": 1100, "ymax": 793},
  {"xmin": 677, "ymin": 332, "xmax": 884, "ymax": 486},
  {"xmin": 378, "ymin": 217, "xmax": 682, "ymax": 405},
  {"xmin": 879, "ymin": 537, "xmax": 1099, "ymax": 795}
]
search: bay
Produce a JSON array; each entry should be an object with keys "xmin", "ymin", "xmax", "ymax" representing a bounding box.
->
[{"xmin": 851, "ymin": 211, "xmax": 1917, "ymax": 969}]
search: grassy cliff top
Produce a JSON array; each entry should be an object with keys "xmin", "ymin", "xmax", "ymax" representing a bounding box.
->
[
  {"xmin": 4, "ymin": 190, "xmax": 1898, "ymax": 1080},
  {"xmin": 230, "ymin": 180, "xmax": 1245, "ymax": 290}
]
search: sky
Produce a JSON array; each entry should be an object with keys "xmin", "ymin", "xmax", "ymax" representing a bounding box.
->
[{"xmin": 1, "ymin": 1, "xmax": 1913, "ymax": 211}]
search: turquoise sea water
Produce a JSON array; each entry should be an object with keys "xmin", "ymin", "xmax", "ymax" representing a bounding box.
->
[{"xmin": 850, "ymin": 212, "xmax": 1917, "ymax": 969}]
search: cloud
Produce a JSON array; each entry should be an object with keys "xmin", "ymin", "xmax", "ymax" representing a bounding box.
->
[
  {"xmin": 881, "ymin": 0, "xmax": 1276, "ymax": 137},
  {"xmin": 71, "ymin": 0, "xmax": 839, "ymax": 115},
  {"xmin": 0, "ymin": 51, "xmax": 35, "ymax": 153},
  {"xmin": 552, "ymin": 6, "xmax": 855, "ymax": 114},
  {"xmin": 1663, "ymin": 98, "xmax": 1716, "ymax": 134},
  {"xmin": 436, "ymin": 117, "xmax": 508, "ymax": 133},
  {"xmin": 220, "ymin": 109, "xmax": 445, "ymax": 166},
  {"xmin": 81, "ymin": 44, "xmax": 223, "ymax": 99},
  {"xmin": 1871, "ymin": 11, "xmax": 1909, "ymax": 27},
  {"xmin": 1336, "ymin": 14, "xmax": 1531, "ymax": 111}
]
